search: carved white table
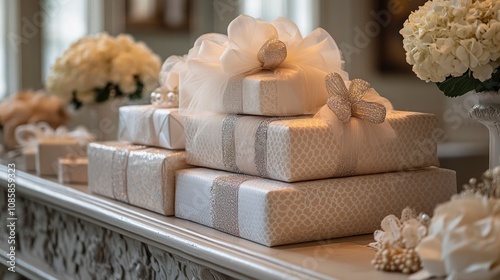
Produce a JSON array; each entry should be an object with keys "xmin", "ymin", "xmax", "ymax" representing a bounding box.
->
[{"xmin": 0, "ymin": 164, "xmax": 408, "ymax": 280}]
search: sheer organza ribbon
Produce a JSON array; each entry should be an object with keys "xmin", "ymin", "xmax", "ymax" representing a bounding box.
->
[
  {"xmin": 314, "ymin": 73, "xmax": 396, "ymax": 176},
  {"xmin": 175, "ymin": 14, "xmax": 347, "ymax": 115}
]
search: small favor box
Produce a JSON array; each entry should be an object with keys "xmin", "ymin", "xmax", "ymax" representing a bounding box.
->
[
  {"xmin": 22, "ymin": 148, "xmax": 36, "ymax": 171},
  {"xmin": 175, "ymin": 167, "xmax": 457, "ymax": 247},
  {"xmin": 118, "ymin": 105, "xmax": 185, "ymax": 149},
  {"xmin": 88, "ymin": 142, "xmax": 190, "ymax": 216},
  {"xmin": 225, "ymin": 69, "xmax": 316, "ymax": 116},
  {"xmin": 36, "ymin": 138, "xmax": 87, "ymax": 176},
  {"xmin": 185, "ymin": 111, "xmax": 440, "ymax": 182},
  {"xmin": 58, "ymin": 157, "xmax": 88, "ymax": 184}
]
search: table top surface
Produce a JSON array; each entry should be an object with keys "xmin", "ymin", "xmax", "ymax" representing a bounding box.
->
[{"xmin": 0, "ymin": 163, "xmax": 410, "ymax": 280}]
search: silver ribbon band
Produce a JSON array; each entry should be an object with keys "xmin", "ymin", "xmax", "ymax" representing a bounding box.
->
[
  {"xmin": 111, "ymin": 148, "xmax": 131, "ymax": 202},
  {"xmin": 210, "ymin": 174, "xmax": 253, "ymax": 236},
  {"xmin": 221, "ymin": 115, "xmax": 242, "ymax": 173},
  {"xmin": 333, "ymin": 127, "xmax": 358, "ymax": 177},
  {"xmin": 222, "ymin": 75, "xmax": 245, "ymax": 113}
]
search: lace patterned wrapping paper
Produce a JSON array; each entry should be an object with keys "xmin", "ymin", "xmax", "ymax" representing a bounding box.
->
[
  {"xmin": 223, "ymin": 69, "xmax": 310, "ymax": 116},
  {"xmin": 88, "ymin": 142, "xmax": 190, "ymax": 216},
  {"xmin": 118, "ymin": 105, "xmax": 185, "ymax": 150},
  {"xmin": 175, "ymin": 167, "xmax": 457, "ymax": 247},
  {"xmin": 184, "ymin": 111, "xmax": 440, "ymax": 182}
]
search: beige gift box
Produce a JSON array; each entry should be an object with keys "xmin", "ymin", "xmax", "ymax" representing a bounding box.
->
[
  {"xmin": 185, "ymin": 111, "xmax": 440, "ymax": 182},
  {"xmin": 36, "ymin": 138, "xmax": 87, "ymax": 176},
  {"xmin": 175, "ymin": 167, "xmax": 457, "ymax": 247},
  {"xmin": 21, "ymin": 148, "xmax": 36, "ymax": 171},
  {"xmin": 88, "ymin": 141, "xmax": 190, "ymax": 216},
  {"xmin": 225, "ymin": 69, "xmax": 313, "ymax": 116},
  {"xmin": 58, "ymin": 157, "xmax": 88, "ymax": 184},
  {"xmin": 118, "ymin": 105, "xmax": 185, "ymax": 149}
]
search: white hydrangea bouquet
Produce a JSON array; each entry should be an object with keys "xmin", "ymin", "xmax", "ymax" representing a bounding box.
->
[
  {"xmin": 401, "ymin": 0, "xmax": 500, "ymax": 97},
  {"xmin": 46, "ymin": 33, "xmax": 161, "ymax": 108}
]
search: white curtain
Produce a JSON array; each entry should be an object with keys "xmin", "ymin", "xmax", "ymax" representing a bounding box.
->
[
  {"xmin": 240, "ymin": 0, "xmax": 319, "ymax": 35},
  {"xmin": 42, "ymin": 0, "xmax": 89, "ymax": 79},
  {"xmin": 0, "ymin": 0, "xmax": 6, "ymax": 99}
]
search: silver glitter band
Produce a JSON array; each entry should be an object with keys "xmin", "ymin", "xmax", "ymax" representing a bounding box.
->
[
  {"xmin": 111, "ymin": 148, "xmax": 131, "ymax": 202},
  {"xmin": 210, "ymin": 174, "xmax": 252, "ymax": 236},
  {"xmin": 254, "ymin": 116, "xmax": 310, "ymax": 178},
  {"xmin": 221, "ymin": 115, "xmax": 242, "ymax": 173},
  {"xmin": 222, "ymin": 75, "xmax": 245, "ymax": 113}
]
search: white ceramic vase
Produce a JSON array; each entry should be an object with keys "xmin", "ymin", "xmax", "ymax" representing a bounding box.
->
[
  {"xmin": 67, "ymin": 98, "xmax": 126, "ymax": 141},
  {"xmin": 469, "ymin": 91, "xmax": 500, "ymax": 168}
]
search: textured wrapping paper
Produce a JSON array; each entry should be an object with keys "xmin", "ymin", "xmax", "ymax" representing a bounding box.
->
[
  {"xmin": 88, "ymin": 142, "xmax": 190, "ymax": 216},
  {"xmin": 185, "ymin": 111, "xmax": 440, "ymax": 182},
  {"xmin": 224, "ymin": 69, "xmax": 309, "ymax": 116},
  {"xmin": 118, "ymin": 105, "xmax": 185, "ymax": 149},
  {"xmin": 175, "ymin": 167, "xmax": 457, "ymax": 247},
  {"xmin": 36, "ymin": 139, "xmax": 87, "ymax": 176},
  {"xmin": 58, "ymin": 157, "xmax": 88, "ymax": 184}
]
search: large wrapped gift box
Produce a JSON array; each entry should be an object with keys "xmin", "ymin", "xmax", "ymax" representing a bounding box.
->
[
  {"xmin": 175, "ymin": 167, "xmax": 457, "ymax": 247},
  {"xmin": 88, "ymin": 142, "xmax": 190, "ymax": 216},
  {"xmin": 118, "ymin": 105, "xmax": 185, "ymax": 149},
  {"xmin": 185, "ymin": 111, "xmax": 440, "ymax": 182},
  {"xmin": 222, "ymin": 69, "xmax": 316, "ymax": 116}
]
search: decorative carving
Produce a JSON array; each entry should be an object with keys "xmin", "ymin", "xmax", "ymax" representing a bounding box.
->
[{"xmin": 0, "ymin": 190, "xmax": 232, "ymax": 279}]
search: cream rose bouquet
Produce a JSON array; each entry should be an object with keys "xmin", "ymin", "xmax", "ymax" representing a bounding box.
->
[
  {"xmin": 401, "ymin": 0, "xmax": 500, "ymax": 97},
  {"xmin": 46, "ymin": 33, "xmax": 161, "ymax": 108}
]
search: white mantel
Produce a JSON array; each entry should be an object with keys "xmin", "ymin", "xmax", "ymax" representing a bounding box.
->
[{"xmin": 0, "ymin": 164, "xmax": 410, "ymax": 280}]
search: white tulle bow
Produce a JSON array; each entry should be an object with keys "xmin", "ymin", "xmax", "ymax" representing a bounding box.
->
[
  {"xmin": 15, "ymin": 122, "xmax": 96, "ymax": 152},
  {"xmin": 176, "ymin": 14, "xmax": 348, "ymax": 115}
]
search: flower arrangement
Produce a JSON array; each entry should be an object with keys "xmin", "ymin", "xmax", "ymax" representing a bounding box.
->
[
  {"xmin": 372, "ymin": 166, "xmax": 500, "ymax": 278},
  {"xmin": 400, "ymin": 0, "xmax": 500, "ymax": 97},
  {"xmin": 46, "ymin": 33, "xmax": 161, "ymax": 108}
]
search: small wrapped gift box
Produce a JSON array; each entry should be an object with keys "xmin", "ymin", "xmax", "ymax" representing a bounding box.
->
[
  {"xmin": 175, "ymin": 167, "xmax": 457, "ymax": 247},
  {"xmin": 58, "ymin": 157, "xmax": 88, "ymax": 184},
  {"xmin": 223, "ymin": 69, "xmax": 314, "ymax": 116},
  {"xmin": 88, "ymin": 142, "xmax": 190, "ymax": 216},
  {"xmin": 21, "ymin": 148, "xmax": 36, "ymax": 171},
  {"xmin": 184, "ymin": 111, "xmax": 440, "ymax": 182},
  {"xmin": 118, "ymin": 105, "xmax": 185, "ymax": 149},
  {"xmin": 36, "ymin": 138, "xmax": 87, "ymax": 176}
]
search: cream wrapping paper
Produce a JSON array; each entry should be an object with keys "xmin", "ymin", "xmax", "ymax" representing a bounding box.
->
[
  {"xmin": 126, "ymin": 147, "xmax": 191, "ymax": 216},
  {"xmin": 175, "ymin": 167, "xmax": 457, "ymax": 247},
  {"xmin": 222, "ymin": 69, "xmax": 307, "ymax": 116},
  {"xmin": 58, "ymin": 157, "xmax": 88, "ymax": 184},
  {"xmin": 36, "ymin": 139, "xmax": 87, "ymax": 176},
  {"xmin": 88, "ymin": 142, "xmax": 190, "ymax": 216},
  {"xmin": 118, "ymin": 105, "xmax": 185, "ymax": 149},
  {"xmin": 184, "ymin": 111, "xmax": 440, "ymax": 182}
]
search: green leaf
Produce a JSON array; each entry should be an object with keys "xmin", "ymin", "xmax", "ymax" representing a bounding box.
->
[
  {"xmin": 94, "ymin": 83, "xmax": 112, "ymax": 103},
  {"xmin": 128, "ymin": 76, "xmax": 144, "ymax": 100},
  {"xmin": 436, "ymin": 71, "xmax": 482, "ymax": 97}
]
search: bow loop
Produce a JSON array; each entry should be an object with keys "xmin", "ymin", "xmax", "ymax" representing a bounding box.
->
[
  {"xmin": 325, "ymin": 72, "xmax": 387, "ymax": 124},
  {"xmin": 257, "ymin": 38, "xmax": 287, "ymax": 70}
]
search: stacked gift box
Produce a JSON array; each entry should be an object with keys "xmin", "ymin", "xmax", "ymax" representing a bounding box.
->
[
  {"xmin": 87, "ymin": 15, "xmax": 457, "ymax": 247},
  {"xmin": 88, "ymin": 106, "xmax": 191, "ymax": 216}
]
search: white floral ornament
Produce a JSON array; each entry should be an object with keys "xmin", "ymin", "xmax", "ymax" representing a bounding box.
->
[
  {"xmin": 370, "ymin": 207, "xmax": 430, "ymax": 274},
  {"xmin": 325, "ymin": 72, "xmax": 386, "ymax": 124},
  {"xmin": 416, "ymin": 194, "xmax": 500, "ymax": 280}
]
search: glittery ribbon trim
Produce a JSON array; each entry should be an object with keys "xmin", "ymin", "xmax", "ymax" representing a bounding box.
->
[
  {"xmin": 221, "ymin": 115, "xmax": 242, "ymax": 173},
  {"xmin": 222, "ymin": 75, "xmax": 245, "ymax": 113},
  {"xmin": 254, "ymin": 116, "xmax": 309, "ymax": 177},
  {"xmin": 111, "ymin": 148, "xmax": 131, "ymax": 202},
  {"xmin": 210, "ymin": 174, "xmax": 253, "ymax": 236}
]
